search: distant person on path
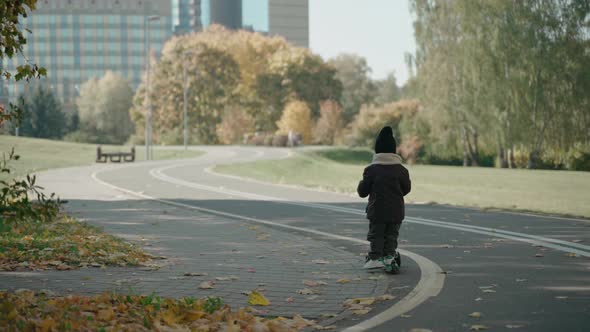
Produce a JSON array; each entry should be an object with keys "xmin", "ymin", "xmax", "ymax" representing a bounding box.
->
[{"xmin": 357, "ymin": 126, "xmax": 411, "ymax": 272}]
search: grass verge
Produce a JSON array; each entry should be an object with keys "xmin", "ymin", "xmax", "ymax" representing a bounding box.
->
[
  {"xmin": 215, "ymin": 148, "xmax": 590, "ymax": 218},
  {"xmin": 0, "ymin": 135, "xmax": 204, "ymax": 180},
  {"xmin": 0, "ymin": 215, "xmax": 154, "ymax": 271},
  {"xmin": 0, "ymin": 291, "xmax": 323, "ymax": 331}
]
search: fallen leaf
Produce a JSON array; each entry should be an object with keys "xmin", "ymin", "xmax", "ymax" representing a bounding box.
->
[
  {"xmin": 248, "ymin": 226, "xmax": 259, "ymax": 230},
  {"xmin": 535, "ymin": 253, "xmax": 544, "ymax": 257},
  {"xmin": 286, "ymin": 297, "xmax": 294, "ymax": 303},
  {"xmin": 198, "ymin": 281, "xmax": 215, "ymax": 289},
  {"xmin": 565, "ymin": 253, "xmax": 578, "ymax": 257},
  {"xmin": 306, "ymin": 295, "xmax": 320, "ymax": 300},
  {"xmin": 351, "ymin": 309, "xmax": 371, "ymax": 315},
  {"xmin": 482, "ymin": 289, "xmax": 496, "ymax": 293},
  {"xmin": 475, "ymin": 297, "xmax": 483, "ymax": 302},
  {"xmin": 320, "ymin": 313, "xmax": 337, "ymax": 319},
  {"xmin": 303, "ymin": 280, "xmax": 327, "ymax": 287},
  {"xmin": 343, "ymin": 297, "xmax": 376, "ymax": 306},
  {"xmin": 468, "ymin": 312, "xmax": 482, "ymax": 318},
  {"xmin": 247, "ymin": 268, "xmax": 256, "ymax": 273},
  {"xmin": 377, "ymin": 294, "xmax": 396, "ymax": 301},
  {"xmin": 572, "ymin": 239, "xmax": 583, "ymax": 243},
  {"xmin": 315, "ymin": 325, "xmax": 337, "ymax": 330},
  {"xmin": 506, "ymin": 324, "xmax": 525, "ymax": 329},
  {"xmin": 401, "ymin": 314, "xmax": 412, "ymax": 318},
  {"xmin": 470, "ymin": 325, "xmax": 489, "ymax": 331},
  {"xmin": 248, "ymin": 291, "xmax": 270, "ymax": 306},
  {"xmin": 215, "ymin": 276, "xmax": 239, "ymax": 281},
  {"xmin": 337, "ymin": 278, "xmax": 351, "ymax": 284},
  {"xmin": 184, "ymin": 272, "xmax": 208, "ymax": 276},
  {"xmin": 97, "ymin": 308, "xmax": 115, "ymax": 321},
  {"xmin": 312, "ymin": 259, "xmax": 330, "ymax": 264},
  {"xmin": 257, "ymin": 233, "xmax": 270, "ymax": 240}
]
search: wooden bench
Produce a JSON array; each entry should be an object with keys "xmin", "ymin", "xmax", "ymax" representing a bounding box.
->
[{"xmin": 96, "ymin": 146, "xmax": 135, "ymax": 163}]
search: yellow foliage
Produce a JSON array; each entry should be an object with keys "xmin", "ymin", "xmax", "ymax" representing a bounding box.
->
[
  {"xmin": 351, "ymin": 99, "xmax": 421, "ymax": 147},
  {"xmin": 276, "ymin": 100, "xmax": 313, "ymax": 144},
  {"xmin": 248, "ymin": 291, "xmax": 271, "ymax": 306}
]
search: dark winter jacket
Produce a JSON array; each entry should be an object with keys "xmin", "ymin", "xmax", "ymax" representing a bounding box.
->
[{"xmin": 357, "ymin": 153, "xmax": 411, "ymax": 223}]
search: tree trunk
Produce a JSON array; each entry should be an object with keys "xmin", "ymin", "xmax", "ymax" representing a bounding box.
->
[
  {"xmin": 497, "ymin": 135, "xmax": 508, "ymax": 168},
  {"xmin": 470, "ymin": 130, "xmax": 479, "ymax": 167},
  {"xmin": 509, "ymin": 147, "xmax": 515, "ymax": 168},
  {"xmin": 527, "ymin": 150, "xmax": 540, "ymax": 169}
]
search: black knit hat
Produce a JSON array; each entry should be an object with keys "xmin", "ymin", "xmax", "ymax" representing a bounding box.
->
[{"xmin": 374, "ymin": 126, "xmax": 397, "ymax": 154}]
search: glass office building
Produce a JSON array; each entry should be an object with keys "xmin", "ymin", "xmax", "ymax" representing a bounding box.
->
[
  {"xmin": 1, "ymin": 0, "xmax": 172, "ymax": 112},
  {"xmin": 172, "ymin": 0, "xmax": 306, "ymax": 47}
]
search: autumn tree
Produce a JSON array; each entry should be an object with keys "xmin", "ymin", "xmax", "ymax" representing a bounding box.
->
[
  {"xmin": 313, "ymin": 100, "xmax": 344, "ymax": 145},
  {"xmin": 216, "ymin": 105, "xmax": 256, "ymax": 145},
  {"xmin": 375, "ymin": 72, "xmax": 401, "ymax": 105},
  {"xmin": 75, "ymin": 71, "xmax": 134, "ymax": 144},
  {"xmin": 276, "ymin": 100, "xmax": 313, "ymax": 144},
  {"xmin": 129, "ymin": 25, "xmax": 342, "ymax": 141},
  {"xmin": 409, "ymin": 0, "xmax": 590, "ymax": 168},
  {"xmin": 350, "ymin": 99, "xmax": 421, "ymax": 148},
  {"xmin": 256, "ymin": 47, "xmax": 342, "ymax": 130},
  {"xmin": 0, "ymin": 0, "xmax": 46, "ymax": 127},
  {"xmin": 328, "ymin": 54, "xmax": 376, "ymax": 123},
  {"xmin": 130, "ymin": 40, "xmax": 241, "ymax": 145}
]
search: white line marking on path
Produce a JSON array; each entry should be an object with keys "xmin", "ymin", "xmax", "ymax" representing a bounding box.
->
[
  {"xmin": 153, "ymin": 164, "xmax": 590, "ymax": 258},
  {"xmin": 91, "ymin": 167, "xmax": 445, "ymax": 332}
]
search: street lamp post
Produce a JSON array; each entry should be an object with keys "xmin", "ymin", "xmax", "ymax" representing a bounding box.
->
[
  {"xmin": 182, "ymin": 51, "xmax": 193, "ymax": 151},
  {"xmin": 144, "ymin": 15, "xmax": 160, "ymax": 160}
]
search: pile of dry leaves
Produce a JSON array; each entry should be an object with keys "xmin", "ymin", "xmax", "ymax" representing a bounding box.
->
[
  {"xmin": 0, "ymin": 290, "xmax": 329, "ymax": 331},
  {"xmin": 0, "ymin": 215, "xmax": 152, "ymax": 271}
]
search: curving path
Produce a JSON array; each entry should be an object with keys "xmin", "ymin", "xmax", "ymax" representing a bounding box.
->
[{"xmin": 3, "ymin": 146, "xmax": 589, "ymax": 331}]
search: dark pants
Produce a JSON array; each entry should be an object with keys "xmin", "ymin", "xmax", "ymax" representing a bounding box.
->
[{"xmin": 367, "ymin": 221, "xmax": 401, "ymax": 260}]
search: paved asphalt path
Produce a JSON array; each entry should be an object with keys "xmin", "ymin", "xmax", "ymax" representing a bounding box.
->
[{"xmin": 26, "ymin": 146, "xmax": 590, "ymax": 331}]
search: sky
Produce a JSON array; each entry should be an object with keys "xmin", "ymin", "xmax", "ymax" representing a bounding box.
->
[{"xmin": 309, "ymin": 0, "xmax": 416, "ymax": 85}]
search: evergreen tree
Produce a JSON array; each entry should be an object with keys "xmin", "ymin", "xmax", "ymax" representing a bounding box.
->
[{"xmin": 19, "ymin": 84, "xmax": 66, "ymax": 139}]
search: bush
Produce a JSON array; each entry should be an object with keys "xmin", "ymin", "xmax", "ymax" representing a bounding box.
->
[
  {"xmin": 350, "ymin": 99, "xmax": 421, "ymax": 148},
  {"xmin": 564, "ymin": 143, "xmax": 590, "ymax": 171},
  {"xmin": 216, "ymin": 107, "xmax": 256, "ymax": 145},
  {"xmin": 63, "ymin": 130, "xmax": 102, "ymax": 144},
  {"xmin": 263, "ymin": 135, "xmax": 273, "ymax": 146},
  {"xmin": 420, "ymin": 154, "xmax": 464, "ymax": 166},
  {"xmin": 313, "ymin": 100, "xmax": 344, "ymax": 145},
  {"xmin": 272, "ymin": 134, "xmax": 288, "ymax": 147},
  {"xmin": 247, "ymin": 133, "xmax": 268, "ymax": 146},
  {"xmin": 276, "ymin": 100, "xmax": 313, "ymax": 144},
  {"xmin": 397, "ymin": 136, "xmax": 423, "ymax": 164}
]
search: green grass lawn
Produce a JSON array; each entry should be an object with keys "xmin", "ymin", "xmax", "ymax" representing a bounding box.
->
[
  {"xmin": 216, "ymin": 148, "xmax": 590, "ymax": 218},
  {"xmin": 1, "ymin": 135, "xmax": 204, "ymax": 180}
]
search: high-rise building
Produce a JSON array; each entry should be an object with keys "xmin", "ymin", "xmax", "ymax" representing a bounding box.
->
[
  {"xmin": 172, "ymin": 0, "xmax": 308, "ymax": 48},
  {"xmin": 1, "ymin": 0, "xmax": 172, "ymax": 111},
  {"xmin": 268, "ymin": 0, "xmax": 308, "ymax": 48}
]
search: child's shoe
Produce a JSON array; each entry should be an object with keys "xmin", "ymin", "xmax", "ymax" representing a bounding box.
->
[
  {"xmin": 363, "ymin": 257, "xmax": 384, "ymax": 269},
  {"xmin": 383, "ymin": 253, "xmax": 400, "ymax": 274}
]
